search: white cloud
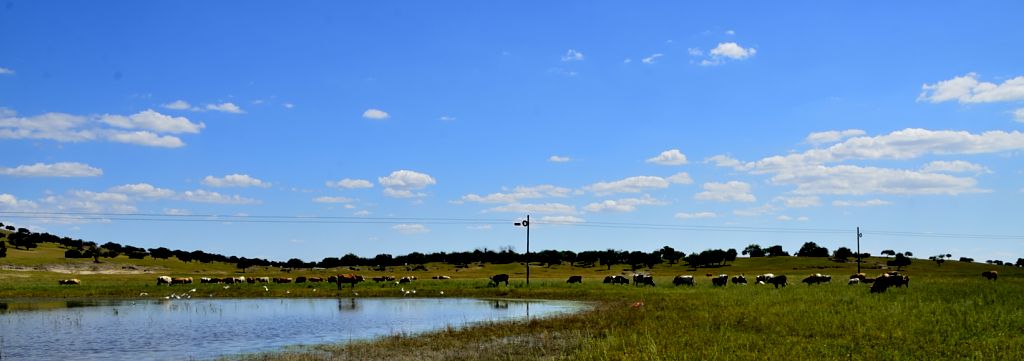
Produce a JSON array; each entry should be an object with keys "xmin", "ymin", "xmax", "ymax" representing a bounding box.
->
[
  {"xmin": 585, "ymin": 176, "xmax": 671, "ymax": 195},
  {"xmin": 313, "ymin": 196, "xmax": 353, "ymax": 203},
  {"xmin": 109, "ymin": 183, "xmax": 175, "ymax": 199},
  {"xmin": 806, "ymin": 129, "xmax": 866, "ymax": 145},
  {"xmin": 646, "ymin": 149, "xmax": 688, "ymax": 165},
  {"xmin": 1015, "ymin": 108, "xmax": 1024, "ymax": 122},
  {"xmin": 0, "ymin": 109, "xmax": 199, "ymax": 148},
  {"xmin": 378, "ymin": 170, "xmax": 436, "ymax": 198},
  {"xmin": 918, "ymin": 73, "xmax": 1024, "ymax": 104},
  {"xmin": 205, "ymin": 102, "xmax": 244, "ymax": 114},
  {"xmin": 733, "ymin": 204, "xmax": 780, "ymax": 217},
  {"xmin": 0, "ymin": 193, "xmax": 38, "ymax": 210},
  {"xmin": 548, "ymin": 155, "xmax": 571, "ymax": 163},
  {"xmin": 675, "ymin": 211, "xmax": 717, "ymax": 219},
  {"xmin": 363, "ymin": 108, "xmax": 389, "ymax": 120},
  {"xmin": 771, "ymin": 165, "xmax": 985, "ymax": 196},
  {"xmin": 354, "ymin": 210, "xmax": 371, "ymax": 216},
  {"xmin": 667, "ymin": 172, "xmax": 693, "ymax": 185},
  {"xmin": 709, "ymin": 42, "xmax": 756, "ymax": 60},
  {"xmin": 284, "ymin": 103, "xmax": 295, "ymax": 109},
  {"xmin": 101, "ymin": 109, "xmax": 204, "ymax": 134},
  {"xmin": 393, "ymin": 223, "xmax": 429, "ymax": 234},
  {"xmin": 162, "ymin": 100, "xmax": 192, "ymax": 110},
  {"xmin": 561, "ymin": 49, "xmax": 584, "ymax": 62},
  {"xmin": 688, "ymin": 48, "xmax": 703, "ymax": 56},
  {"xmin": 107, "ymin": 131, "xmax": 184, "ymax": 148},
  {"xmin": 777, "ymin": 215, "xmax": 792, "ymax": 221},
  {"xmin": 540, "ymin": 215, "xmax": 586, "ymax": 224},
  {"xmin": 623, "ymin": 58, "xmax": 632, "ymax": 64},
  {"xmin": 921, "ymin": 160, "xmax": 991, "ymax": 174},
  {"xmin": 439, "ymin": 115, "xmax": 456, "ymax": 122},
  {"xmin": 705, "ymin": 155, "xmax": 745, "ymax": 169},
  {"xmin": 797, "ymin": 216, "xmax": 809, "ymax": 221},
  {"xmin": 583, "ymin": 196, "xmax": 665, "ymax": 213},
  {"xmin": 775, "ymin": 196, "xmax": 820, "ymax": 208},
  {"xmin": 726, "ymin": 30, "xmax": 736, "ymax": 35},
  {"xmin": 462, "ymin": 185, "xmax": 572, "ymax": 203},
  {"xmin": 487, "ymin": 202, "xmax": 576, "ymax": 214},
  {"xmin": 181, "ymin": 190, "xmax": 259, "ymax": 204},
  {"xmin": 163, "ymin": 208, "xmax": 191, "ymax": 215},
  {"xmin": 642, "ymin": 53, "xmax": 664, "ymax": 64},
  {"xmin": 70, "ymin": 190, "xmax": 129, "ymax": 203},
  {"xmin": 0, "ymin": 162, "xmax": 102, "ymax": 177},
  {"xmin": 202, "ymin": 174, "xmax": 271, "ymax": 188},
  {"xmin": 695, "ymin": 181, "xmax": 756, "ymax": 202},
  {"xmin": 832, "ymin": 199, "xmax": 892, "ymax": 207},
  {"xmin": 0, "ymin": 67, "xmax": 14, "ymax": 75},
  {"xmin": 382, "ymin": 188, "xmax": 426, "ymax": 199},
  {"xmin": 326, "ymin": 178, "xmax": 374, "ymax": 189}
]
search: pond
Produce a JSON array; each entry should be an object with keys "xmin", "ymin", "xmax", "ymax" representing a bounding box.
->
[{"xmin": 0, "ymin": 298, "xmax": 585, "ymax": 360}]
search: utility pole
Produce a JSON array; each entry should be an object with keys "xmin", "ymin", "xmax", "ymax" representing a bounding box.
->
[
  {"xmin": 514, "ymin": 215, "xmax": 531, "ymax": 286},
  {"xmin": 856, "ymin": 226, "xmax": 863, "ymax": 274}
]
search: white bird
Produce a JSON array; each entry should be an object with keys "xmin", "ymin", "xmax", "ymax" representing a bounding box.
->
[
  {"xmin": 286, "ymin": 290, "xmax": 290, "ymax": 294},
  {"xmin": 263, "ymin": 286, "xmax": 269, "ymax": 291},
  {"xmin": 313, "ymin": 288, "xmax": 317, "ymax": 292},
  {"xmin": 439, "ymin": 291, "xmax": 444, "ymax": 295},
  {"xmin": 139, "ymin": 292, "xmax": 148, "ymax": 297},
  {"xmin": 353, "ymin": 292, "xmax": 359, "ymax": 296},
  {"xmin": 404, "ymin": 291, "xmax": 411, "ymax": 296},
  {"xmin": 411, "ymin": 290, "xmax": 416, "ymax": 294},
  {"xmin": 189, "ymin": 288, "xmax": 196, "ymax": 293},
  {"xmin": 223, "ymin": 285, "xmax": 230, "ymax": 289},
  {"xmin": 400, "ymin": 287, "xmax": 406, "ymax": 293},
  {"xmin": 163, "ymin": 296, "xmax": 170, "ymax": 300}
]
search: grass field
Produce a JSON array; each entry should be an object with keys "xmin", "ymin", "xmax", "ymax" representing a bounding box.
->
[{"xmin": 3, "ymin": 242, "xmax": 1023, "ymax": 360}]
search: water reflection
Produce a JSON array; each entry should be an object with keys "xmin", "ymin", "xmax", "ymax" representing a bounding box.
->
[{"xmin": 0, "ymin": 298, "xmax": 583, "ymax": 361}]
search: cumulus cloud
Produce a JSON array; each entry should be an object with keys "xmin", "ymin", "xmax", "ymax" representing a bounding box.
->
[
  {"xmin": 205, "ymin": 102, "xmax": 244, "ymax": 114},
  {"xmin": 540, "ymin": 215, "xmax": 586, "ymax": 224},
  {"xmin": 363, "ymin": 108, "xmax": 389, "ymax": 120},
  {"xmin": 462, "ymin": 185, "xmax": 572, "ymax": 203},
  {"xmin": 921, "ymin": 160, "xmax": 991, "ymax": 174},
  {"xmin": 687, "ymin": 48, "xmax": 703, "ymax": 56},
  {"xmin": 585, "ymin": 176, "xmax": 671, "ymax": 195},
  {"xmin": 0, "ymin": 162, "xmax": 102, "ymax": 177},
  {"xmin": 0, "ymin": 67, "xmax": 14, "ymax": 75},
  {"xmin": 694, "ymin": 181, "xmax": 756, "ymax": 202},
  {"xmin": 161, "ymin": 100, "xmax": 192, "ymax": 110},
  {"xmin": 181, "ymin": 190, "xmax": 259, "ymax": 204},
  {"xmin": 548, "ymin": 155, "xmax": 571, "ymax": 163},
  {"xmin": 642, "ymin": 53, "xmax": 664, "ymax": 64},
  {"xmin": 583, "ymin": 196, "xmax": 665, "ymax": 213},
  {"xmin": 1015, "ymin": 108, "xmax": 1024, "ymax": 122},
  {"xmin": 313, "ymin": 196, "xmax": 353, "ymax": 203},
  {"xmin": 0, "ymin": 193, "xmax": 38, "ymax": 211},
  {"xmin": 805, "ymin": 129, "xmax": 866, "ymax": 145},
  {"xmin": 675, "ymin": 211, "xmax": 717, "ymax": 219},
  {"xmin": 487, "ymin": 202, "xmax": 576, "ymax": 214},
  {"xmin": 109, "ymin": 183, "xmax": 175, "ymax": 199},
  {"xmin": 202, "ymin": 174, "xmax": 271, "ymax": 188},
  {"xmin": 0, "ymin": 108, "xmax": 200, "ymax": 148},
  {"xmin": 379, "ymin": 170, "xmax": 436, "ymax": 198},
  {"xmin": 326, "ymin": 178, "xmax": 374, "ymax": 189},
  {"xmin": 774, "ymin": 196, "xmax": 820, "ymax": 208},
  {"xmin": 382, "ymin": 188, "xmax": 425, "ymax": 199},
  {"xmin": 704, "ymin": 155, "xmax": 744, "ymax": 169},
  {"xmin": 771, "ymin": 165, "xmax": 985, "ymax": 196},
  {"xmin": 832, "ymin": 199, "xmax": 892, "ymax": 207},
  {"xmin": 561, "ymin": 49, "xmax": 584, "ymax": 62},
  {"xmin": 646, "ymin": 149, "xmax": 688, "ymax": 165},
  {"xmin": 393, "ymin": 223, "xmax": 429, "ymax": 234},
  {"xmin": 666, "ymin": 172, "xmax": 693, "ymax": 185},
  {"xmin": 709, "ymin": 42, "xmax": 756, "ymax": 59},
  {"xmin": 918, "ymin": 73, "xmax": 1024, "ymax": 104}
]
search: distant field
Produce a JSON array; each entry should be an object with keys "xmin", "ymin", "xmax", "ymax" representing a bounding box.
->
[{"xmin": 3, "ymin": 242, "xmax": 1023, "ymax": 360}]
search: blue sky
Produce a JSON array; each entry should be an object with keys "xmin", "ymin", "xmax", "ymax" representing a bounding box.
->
[{"xmin": 2, "ymin": 1, "xmax": 1023, "ymax": 262}]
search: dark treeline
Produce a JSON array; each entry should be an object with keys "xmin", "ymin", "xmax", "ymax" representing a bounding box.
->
[{"xmin": 3, "ymin": 221, "xmax": 1023, "ymax": 270}]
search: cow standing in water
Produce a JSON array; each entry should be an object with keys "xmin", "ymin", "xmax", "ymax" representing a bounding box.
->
[
  {"xmin": 489, "ymin": 274, "xmax": 510, "ymax": 287},
  {"xmin": 335, "ymin": 274, "xmax": 363, "ymax": 289}
]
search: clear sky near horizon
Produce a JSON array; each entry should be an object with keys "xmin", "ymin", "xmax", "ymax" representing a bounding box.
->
[{"xmin": 2, "ymin": 1, "xmax": 1023, "ymax": 263}]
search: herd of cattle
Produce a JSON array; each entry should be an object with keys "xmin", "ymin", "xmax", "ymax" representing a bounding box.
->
[{"xmin": 55, "ymin": 270, "xmax": 1003, "ymax": 294}]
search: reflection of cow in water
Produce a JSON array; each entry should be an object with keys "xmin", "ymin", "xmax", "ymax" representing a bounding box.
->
[
  {"xmin": 489, "ymin": 274, "xmax": 510, "ymax": 287},
  {"xmin": 338, "ymin": 298, "xmax": 359, "ymax": 311},
  {"xmin": 335, "ymin": 274, "xmax": 363, "ymax": 289},
  {"xmin": 493, "ymin": 300, "xmax": 510, "ymax": 309}
]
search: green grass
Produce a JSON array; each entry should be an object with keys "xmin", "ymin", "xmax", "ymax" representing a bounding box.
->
[{"xmin": 3, "ymin": 242, "xmax": 1023, "ymax": 360}]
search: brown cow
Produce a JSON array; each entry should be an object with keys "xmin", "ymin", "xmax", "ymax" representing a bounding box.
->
[
  {"xmin": 58, "ymin": 279, "xmax": 81, "ymax": 285},
  {"xmin": 308, "ymin": 277, "xmax": 323, "ymax": 283},
  {"xmin": 273, "ymin": 277, "xmax": 293, "ymax": 283},
  {"xmin": 170, "ymin": 277, "xmax": 193, "ymax": 285},
  {"xmin": 295, "ymin": 276, "xmax": 307, "ymax": 283},
  {"xmin": 336, "ymin": 274, "xmax": 363, "ymax": 289},
  {"xmin": 982, "ymin": 270, "xmax": 998, "ymax": 281}
]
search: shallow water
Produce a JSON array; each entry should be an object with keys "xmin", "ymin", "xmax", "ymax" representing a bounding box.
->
[{"xmin": 0, "ymin": 298, "xmax": 583, "ymax": 360}]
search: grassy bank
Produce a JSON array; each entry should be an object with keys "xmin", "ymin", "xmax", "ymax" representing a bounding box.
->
[{"xmin": 3, "ymin": 243, "xmax": 1023, "ymax": 360}]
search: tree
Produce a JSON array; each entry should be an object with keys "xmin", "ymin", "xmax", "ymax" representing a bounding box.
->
[
  {"xmin": 148, "ymin": 247, "xmax": 173, "ymax": 259},
  {"xmin": 0, "ymin": 240, "xmax": 6, "ymax": 258},
  {"xmin": 742, "ymin": 244, "xmax": 765, "ymax": 257},
  {"xmin": 1016, "ymin": 258, "xmax": 1024, "ymax": 268},
  {"xmin": 765, "ymin": 245, "xmax": 789, "ymax": 257},
  {"xmin": 833, "ymin": 247, "xmax": 854, "ymax": 261},
  {"xmin": 959, "ymin": 257, "xmax": 975, "ymax": 263},
  {"xmin": 888, "ymin": 253, "xmax": 912, "ymax": 270},
  {"xmin": 881, "ymin": 250, "xmax": 896, "ymax": 258},
  {"xmin": 373, "ymin": 253, "xmax": 394, "ymax": 267},
  {"xmin": 797, "ymin": 242, "xmax": 829, "ymax": 257},
  {"xmin": 660, "ymin": 246, "xmax": 682, "ymax": 264},
  {"xmin": 904, "ymin": 251, "xmax": 914, "ymax": 257},
  {"xmin": 725, "ymin": 248, "xmax": 738, "ymax": 263}
]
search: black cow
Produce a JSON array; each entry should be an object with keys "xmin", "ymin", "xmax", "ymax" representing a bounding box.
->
[
  {"xmin": 489, "ymin": 274, "xmax": 510, "ymax": 287},
  {"xmin": 982, "ymin": 270, "xmax": 998, "ymax": 281},
  {"xmin": 566, "ymin": 275, "xmax": 583, "ymax": 284},
  {"xmin": 869, "ymin": 273, "xmax": 908, "ymax": 293},
  {"xmin": 766, "ymin": 275, "xmax": 788, "ymax": 288},
  {"xmin": 673, "ymin": 275, "xmax": 695, "ymax": 286},
  {"xmin": 633, "ymin": 274, "xmax": 655, "ymax": 287},
  {"xmin": 712, "ymin": 274, "xmax": 728, "ymax": 287},
  {"xmin": 603, "ymin": 275, "xmax": 629, "ymax": 285},
  {"xmin": 731, "ymin": 275, "xmax": 747, "ymax": 285},
  {"xmin": 802, "ymin": 274, "xmax": 831, "ymax": 286}
]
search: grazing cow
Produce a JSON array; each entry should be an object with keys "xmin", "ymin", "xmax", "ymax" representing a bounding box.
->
[
  {"xmin": 372, "ymin": 276, "xmax": 389, "ymax": 283},
  {"xmin": 712, "ymin": 274, "xmax": 728, "ymax": 287},
  {"xmin": 200, "ymin": 277, "xmax": 214, "ymax": 284},
  {"xmin": 171, "ymin": 277, "xmax": 193, "ymax": 285},
  {"xmin": 157, "ymin": 276, "xmax": 172, "ymax": 285},
  {"xmin": 398, "ymin": 276, "xmax": 415, "ymax": 284},
  {"xmin": 233, "ymin": 277, "xmax": 246, "ymax": 284},
  {"xmin": 870, "ymin": 273, "xmax": 908, "ymax": 293},
  {"xmin": 336, "ymin": 274, "xmax": 364, "ymax": 289},
  {"xmin": 432, "ymin": 275, "xmax": 452, "ymax": 280},
  {"xmin": 848, "ymin": 277, "xmax": 861, "ymax": 285},
  {"xmin": 273, "ymin": 277, "xmax": 293, "ymax": 284},
  {"xmin": 802, "ymin": 274, "xmax": 831, "ymax": 286},
  {"xmin": 256, "ymin": 277, "xmax": 270, "ymax": 283},
  {"xmin": 731, "ymin": 275, "xmax": 748, "ymax": 285},
  {"xmin": 982, "ymin": 271, "xmax": 998, "ymax": 281},
  {"xmin": 246, "ymin": 277, "xmax": 256, "ymax": 284},
  {"xmin": 603, "ymin": 275, "xmax": 630, "ymax": 285},
  {"xmin": 633, "ymin": 274, "xmax": 655, "ymax": 287},
  {"xmin": 308, "ymin": 277, "xmax": 323, "ymax": 283},
  {"xmin": 58, "ymin": 279, "xmax": 81, "ymax": 285},
  {"xmin": 295, "ymin": 276, "xmax": 307, "ymax": 284},
  {"xmin": 850, "ymin": 273, "xmax": 867, "ymax": 282},
  {"xmin": 673, "ymin": 275, "xmax": 695, "ymax": 286},
  {"xmin": 489, "ymin": 274, "xmax": 510, "ymax": 287},
  {"xmin": 327, "ymin": 275, "xmax": 338, "ymax": 283},
  {"xmin": 566, "ymin": 275, "xmax": 583, "ymax": 284},
  {"xmin": 755, "ymin": 274, "xmax": 775, "ymax": 284},
  {"xmin": 766, "ymin": 275, "xmax": 788, "ymax": 288}
]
